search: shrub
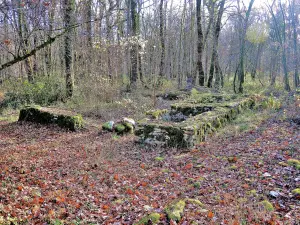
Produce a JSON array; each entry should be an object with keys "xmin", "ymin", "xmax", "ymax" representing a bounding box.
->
[{"xmin": 1, "ymin": 75, "xmax": 65, "ymax": 109}]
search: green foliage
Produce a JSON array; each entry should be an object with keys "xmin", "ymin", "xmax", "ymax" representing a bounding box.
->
[
  {"xmin": 193, "ymin": 182, "xmax": 201, "ymax": 189},
  {"xmin": 246, "ymin": 23, "xmax": 268, "ymax": 44},
  {"xmin": 261, "ymin": 95, "xmax": 281, "ymax": 110},
  {"xmin": 51, "ymin": 219, "xmax": 64, "ymax": 225},
  {"xmin": 190, "ymin": 88, "xmax": 200, "ymax": 99},
  {"xmin": 1, "ymin": 76, "xmax": 65, "ymax": 109}
]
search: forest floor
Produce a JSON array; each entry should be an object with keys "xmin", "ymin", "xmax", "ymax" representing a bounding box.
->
[{"xmin": 0, "ymin": 95, "xmax": 299, "ymax": 225}]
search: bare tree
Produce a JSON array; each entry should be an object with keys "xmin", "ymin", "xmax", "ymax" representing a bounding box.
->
[
  {"xmin": 196, "ymin": 0, "xmax": 205, "ymax": 86},
  {"xmin": 289, "ymin": 0, "xmax": 299, "ymax": 87},
  {"xmin": 207, "ymin": 0, "xmax": 225, "ymax": 89},
  {"xmin": 234, "ymin": 0, "xmax": 255, "ymax": 93},
  {"xmin": 64, "ymin": 0, "xmax": 75, "ymax": 98},
  {"xmin": 268, "ymin": 1, "xmax": 291, "ymax": 91}
]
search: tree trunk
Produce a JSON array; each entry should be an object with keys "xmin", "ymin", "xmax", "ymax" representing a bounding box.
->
[
  {"xmin": 237, "ymin": 0, "xmax": 255, "ymax": 93},
  {"xmin": 64, "ymin": 0, "xmax": 75, "ymax": 98},
  {"xmin": 177, "ymin": 0, "xmax": 187, "ymax": 89},
  {"xmin": 207, "ymin": 0, "xmax": 225, "ymax": 89},
  {"xmin": 196, "ymin": 0, "xmax": 205, "ymax": 86},
  {"xmin": 129, "ymin": 0, "xmax": 139, "ymax": 89},
  {"xmin": 16, "ymin": 0, "xmax": 34, "ymax": 82},
  {"xmin": 250, "ymin": 43, "xmax": 263, "ymax": 80},
  {"xmin": 279, "ymin": 3, "xmax": 290, "ymax": 91},
  {"xmin": 159, "ymin": 0, "xmax": 165, "ymax": 79},
  {"xmin": 290, "ymin": 0, "xmax": 299, "ymax": 87}
]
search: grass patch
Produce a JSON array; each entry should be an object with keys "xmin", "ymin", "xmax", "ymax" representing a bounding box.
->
[
  {"xmin": 0, "ymin": 109, "xmax": 19, "ymax": 122},
  {"xmin": 215, "ymin": 108, "xmax": 271, "ymax": 138}
]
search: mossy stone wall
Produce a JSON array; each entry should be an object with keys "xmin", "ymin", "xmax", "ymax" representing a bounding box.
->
[
  {"xmin": 19, "ymin": 106, "xmax": 84, "ymax": 131},
  {"xmin": 136, "ymin": 97, "xmax": 256, "ymax": 148}
]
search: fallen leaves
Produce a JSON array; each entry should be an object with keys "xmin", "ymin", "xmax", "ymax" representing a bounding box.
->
[
  {"xmin": 183, "ymin": 163, "xmax": 193, "ymax": 170},
  {"xmin": 207, "ymin": 211, "xmax": 214, "ymax": 219},
  {"xmin": 0, "ymin": 100, "xmax": 299, "ymax": 224}
]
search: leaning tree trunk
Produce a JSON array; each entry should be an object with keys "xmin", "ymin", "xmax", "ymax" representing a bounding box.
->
[{"xmin": 64, "ymin": 0, "xmax": 75, "ymax": 98}]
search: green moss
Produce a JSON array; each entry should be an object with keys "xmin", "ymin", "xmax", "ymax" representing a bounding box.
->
[
  {"xmin": 155, "ymin": 156, "xmax": 164, "ymax": 161},
  {"xmin": 137, "ymin": 96, "xmax": 257, "ymax": 148},
  {"xmin": 260, "ymin": 200, "xmax": 274, "ymax": 212},
  {"xmin": 102, "ymin": 121, "xmax": 114, "ymax": 131},
  {"xmin": 229, "ymin": 165, "xmax": 238, "ymax": 170},
  {"xmin": 19, "ymin": 107, "xmax": 84, "ymax": 131},
  {"xmin": 193, "ymin": 182, "xmax": 201, "ymax": 189},
  {"xmin": 115, "ymin": 124, "xmax": 126, "ymax": 133},
  {"xmin": 123, "ymin": 122, "xmax": 134, "ymax": 133},
  {"xmin": 146, "ymin": 109, "xmax": 168, "ymax": 119},
  {"xmin": 135, "ymin": 213, "xmax": 160, "ymax": 225},
  {"xmin": 291, "ymin": 188, "xmax": 300, "ymax": 195},
  {"xmin": 186, "ymin": 198, "xmax": 204, "ymax": 207},
  {"xmin": 287, "ymin": 159, "xmax": 300, "ymax": 169},
  {"xmin": 247, "ymin": 189, "xmax": 257, "ymax": 195},
  {"xmin": 278, "ymin": 162, "xmax": 288, "ymax": 167},
  {"xmin": 165, "ymin": 200, "xmax": 186, "ymax": 221}
]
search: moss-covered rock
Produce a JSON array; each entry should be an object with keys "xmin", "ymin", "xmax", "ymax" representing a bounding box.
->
[
  {"xmin": 136, "ymin": 97, "xmax": 256, "ymax": 148},
  {"xmin": 146, "ymin": 109, "xmax": 168, "ymax": 119},
  {"xmin": 135, "ymin": 213, "xmax": 160, "ymax": 225},
  {"xmin": 165, "ymin": 200, "xmax": 186, "ymax": 221},
  {"xmin": 19, "ymin": 106, "xmax": 84, "ymax": 131},
  {"xmin": 260, "ymin": 200, "xmax": 274, "ymax": 212},
  {"xmin": 123, "ymin": 122, "xmax": 134, "ymax": 133},
  {"xmin": 102, "ymin": 121, "xmax": 114, "ymax": 131},
  {"xmin": 115, "ymin": 123, "xmax": 126, "ymax": 133}
]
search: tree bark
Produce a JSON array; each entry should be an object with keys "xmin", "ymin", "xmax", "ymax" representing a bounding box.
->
[
  {"xmin": 290, "ymin": 0, "xmax": 299, "ymax": 87},
  {"xmin": 177, "ymin": 0, "xmax": 187, "ymax": 89},
  {"xmin": 236, "ymin": 0, "xmax": 255, "ymax": 93},
  {"xmin": 196, "ymin": 0, "xmax": 205, "ymax": 86},
  {"xmin": 207, "ymin": 0, "xmax": 225, "ymax": 89},
  {"xmin": 16, "ymin": 0, "xmax": 34, "ymax": 82},
  {"xmin": 64, "ymin": 0, "xmax": 75, "ymax": 98},
  {"xmin": 129, "ymin": 0, "xmax": 139, "ymax": 89},
  {"xmin": 250, "ymin": 43, "xmax": 263, "ymax": 80},
  {"xmin": 159, "ymin": 0, "xmax": 165, "ymax": 79}
]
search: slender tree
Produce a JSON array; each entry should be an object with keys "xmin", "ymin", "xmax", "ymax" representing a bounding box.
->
[
  {"xmin": 268, "ymin": 1, "xmax": 290, "ymax": 91},
  {"xmin": 290, "ymin": 0, "xmax": 299, "ymax": 87},
  {"xmin": 235, "ymin": 0, "xmax": 255, "ymax": 93},
  {"xmin": 207, "ymin": 0, "xmax": 225, "ymax": 89},
  {"xmin": 196, "ymin": 0, "xmax": 205, "ymax": 86},
  {"xmin": 159, "ymin": 0, "xmax": 165, "ymax": 80},
  {"xmin": 64, "ymin": 0, "xmax": 75, "ymax": 98}
]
